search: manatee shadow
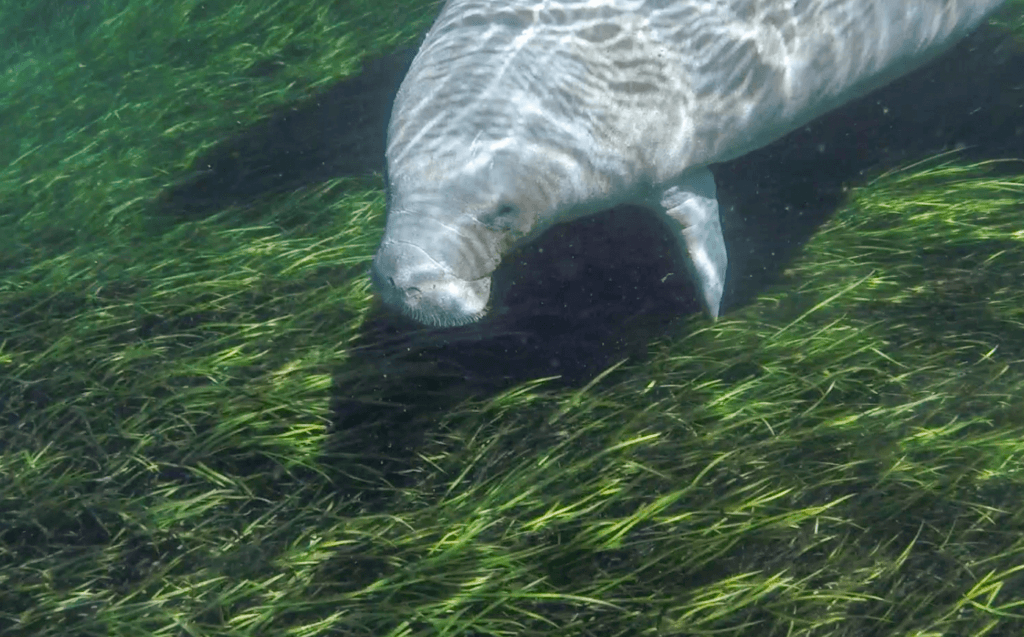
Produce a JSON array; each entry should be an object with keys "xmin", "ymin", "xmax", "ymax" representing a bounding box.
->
[
  {"xmin": 329, "ymin": 206, "xmax": 699, "ymax": 502},
  {"xmin": 155, "ymin": 48, "xmax": 416, "ymax": 218}
]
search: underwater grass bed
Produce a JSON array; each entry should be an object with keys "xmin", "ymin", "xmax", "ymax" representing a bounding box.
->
[{"xmin": 3, "ymin": 1, "xmax": 1024, "ymax": 636}]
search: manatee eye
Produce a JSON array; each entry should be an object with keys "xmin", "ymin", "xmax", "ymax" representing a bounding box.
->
[{"xmin": 480, "ymin": 204, "xmax": 519, "ymax": 230}]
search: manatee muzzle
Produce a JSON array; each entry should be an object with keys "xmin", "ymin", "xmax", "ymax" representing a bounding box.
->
[{"xmin": 370, "ymin": 239, "xmax": 492, "ymax": 327}]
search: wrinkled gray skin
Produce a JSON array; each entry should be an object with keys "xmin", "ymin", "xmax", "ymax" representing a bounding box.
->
[{"xmin": 371, "ymin": 0, "xmax": 1006, "ymax": 327}]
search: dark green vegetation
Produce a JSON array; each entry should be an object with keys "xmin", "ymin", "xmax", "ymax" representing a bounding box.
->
[{"xmin": 3, "ymin": 1, "xmax": 1024, "ymax": 635}]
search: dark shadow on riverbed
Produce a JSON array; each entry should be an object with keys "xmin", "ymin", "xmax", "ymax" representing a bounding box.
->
[{"xmin": 156, "ymin": 48, "xmax": 416, "ymax": 217}]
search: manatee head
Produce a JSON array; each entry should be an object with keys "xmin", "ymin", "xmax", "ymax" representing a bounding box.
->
[
  {"xmin": 369, "ymin": 6, "xmax": 627, "ymax": 327},
  {"xmin": 370, "ymin": 143, "xmax": 562, "ymax": 327}
]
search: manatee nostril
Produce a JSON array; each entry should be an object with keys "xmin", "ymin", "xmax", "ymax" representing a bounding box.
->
[{"xmin": 388, "ymin": 276, "xmax": 397, "ymax": 287}]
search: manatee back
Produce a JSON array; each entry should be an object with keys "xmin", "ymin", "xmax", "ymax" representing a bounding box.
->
[
  {"xmin": 655, "ymin": 0, "xmax": 1008, "ymax": 164},
  {"xmin": 389, "ymin": 0, "xmax": 1006, "ymax": 189}
]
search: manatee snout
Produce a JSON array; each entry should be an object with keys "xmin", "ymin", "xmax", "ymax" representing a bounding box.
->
[{"xmin": 370, "ymin": 239, "xmax": 492, "ymax": 327}]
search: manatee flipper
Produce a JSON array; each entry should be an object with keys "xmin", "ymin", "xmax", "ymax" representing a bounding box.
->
[{"xmin": 655, "ymin": 167, "xmax": 727, "ymax": 319}]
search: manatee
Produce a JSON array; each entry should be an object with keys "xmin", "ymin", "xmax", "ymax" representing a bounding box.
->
[{"xmin": 371, "ymin": 0, "xmax": 1007, "ymax": 327}]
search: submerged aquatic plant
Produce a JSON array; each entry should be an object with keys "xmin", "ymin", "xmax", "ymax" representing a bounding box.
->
[{"xmin": 2, "ymin": 1, "xmax": 1024, "ymax": 636}]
